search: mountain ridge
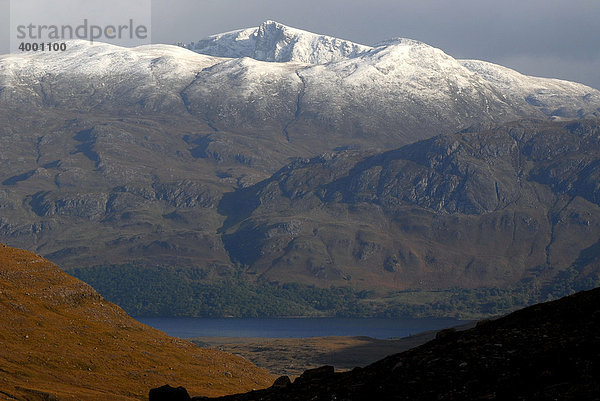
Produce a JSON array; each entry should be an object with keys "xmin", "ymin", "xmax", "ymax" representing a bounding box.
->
[
  {"xmin": 2, "ymin": 23, "xmax": 599, "ymax": 147},
  {"xmin": 1, "ymin": 22, "xmax": 599, "ymax": 317},
  {"xmin": 218, "ymin": 118, "xmax": 600, "ymax": 290}
]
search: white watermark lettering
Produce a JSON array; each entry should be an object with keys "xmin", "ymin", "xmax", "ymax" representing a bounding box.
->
[{"xmin": 10, "ymin": 0, "xmax": 152, "ymax": 53}]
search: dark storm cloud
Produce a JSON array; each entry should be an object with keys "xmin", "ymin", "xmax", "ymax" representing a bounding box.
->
[{"xmin": 1, "ymin": 0, "xmax": 599, "ymax": 89}]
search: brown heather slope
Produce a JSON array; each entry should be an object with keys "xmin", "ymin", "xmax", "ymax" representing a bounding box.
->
[{"xmin": 0, "ymin": 244, "xmax": 273, "ymax": 401}]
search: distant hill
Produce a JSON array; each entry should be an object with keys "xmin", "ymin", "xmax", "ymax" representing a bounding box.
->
[
  {"xmin": 160, "ymin": 287, "xmax": 600, "ymax": 401},
  {"xmin": 0, "ymin": 244, "xmax": 272, "ymax": 400},
  {"xmin": 1, "ymin": 22, "xmax": 599, "ymax": 271}
]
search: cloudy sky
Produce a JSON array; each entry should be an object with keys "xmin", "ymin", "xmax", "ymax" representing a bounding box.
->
[{"xmin": 2, "ymin": 0, "xmax": 599, "ymax": 89}]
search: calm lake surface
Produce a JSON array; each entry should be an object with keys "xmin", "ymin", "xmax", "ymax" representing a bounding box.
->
[{"xmin": 135, "ymin": 317, "xmax": 468, "ymax": 339}]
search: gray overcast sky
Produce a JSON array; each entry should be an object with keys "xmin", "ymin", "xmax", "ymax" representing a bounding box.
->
[{"xmin": 2, "ymin": 0, "xmax": 599, "ymax": 89}]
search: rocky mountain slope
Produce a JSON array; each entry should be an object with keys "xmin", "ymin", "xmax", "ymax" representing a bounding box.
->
[
  {"xmin": 0, "ymin": 244, "xmax": 272, "ymax": 400},
  {"xmin": 0, "ymin": 110, "xmax": 599, "ymax": 316},
  {"xmin": 0, "ymin": 22, "xmax": 600, "ymax": 316},
  {"xmin": 218, "ymin": 118, "xmax": 600, "ymax": 290},
  {"xmin": 156, "ymin": 287, "xmax": 600, "ymax": 401}
]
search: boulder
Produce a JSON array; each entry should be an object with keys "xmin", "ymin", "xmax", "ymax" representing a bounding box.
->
[{"xmin": 149, "ymin": 385, "xmax": 191, "ymax": 401}]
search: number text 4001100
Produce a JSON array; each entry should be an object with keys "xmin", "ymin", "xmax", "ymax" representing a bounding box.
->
[{"xmin": 18, "ymin": 42, "xmax": 67, "ymax": 52}]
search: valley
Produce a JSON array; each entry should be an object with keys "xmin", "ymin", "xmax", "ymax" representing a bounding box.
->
[{"xmin": 189, "ymin": 329, "xmax": 472, "ymax": 378}]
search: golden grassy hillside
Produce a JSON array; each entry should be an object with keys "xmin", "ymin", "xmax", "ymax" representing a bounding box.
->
[{"xmin": 0, "ymin": 244, "xmax": 273, "ymax": 401}]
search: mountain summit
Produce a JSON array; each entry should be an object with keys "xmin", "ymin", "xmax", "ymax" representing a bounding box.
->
[
  {"xmin": 2, "ymin": 32, "xmax": 599, "ymax": 150},
  {"xmin": 190, "ymin": 20, "xmax": 372, "ymax": 64}
]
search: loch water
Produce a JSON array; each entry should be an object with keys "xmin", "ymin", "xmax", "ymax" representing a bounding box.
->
[{"xmin": 136, "ymin": 317, "xmax": 468, "ymax": 339}]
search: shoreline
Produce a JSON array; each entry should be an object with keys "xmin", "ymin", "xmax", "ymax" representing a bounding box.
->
[{"xmin": 189, "ymin": 322, "xmax": 475, "ymax": 377}]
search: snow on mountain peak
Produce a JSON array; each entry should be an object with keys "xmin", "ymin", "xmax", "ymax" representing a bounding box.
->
[
  {"xmin": 1, "ymin": 25, "xmax": 599, "ymax": 138},
  {"xmin": 190, "ymin": 20, "xmax": 373, "ymax": 64}
]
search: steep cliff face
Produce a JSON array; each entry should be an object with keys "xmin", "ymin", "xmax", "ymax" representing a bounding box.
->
[{"xmin": 0, "ymin": 244, "xmax": 273, "ymax": 401}]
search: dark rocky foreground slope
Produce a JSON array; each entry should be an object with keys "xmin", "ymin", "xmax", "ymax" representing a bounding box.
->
[{"xmin": 151, "ymin": 287, "xmax": 600, "ymax": 401}]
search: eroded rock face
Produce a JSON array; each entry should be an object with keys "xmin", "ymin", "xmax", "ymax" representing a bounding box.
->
[
  {"xmin": 156, "ymin": 288, "xmax": 600, "ymax": 401},
  {"xmin": 219, "ymin": 119, "xmax": 600, "ymax": 290},
  {"xmin": 1, "ymin": 117, "xmax": 599, "ymax": 296}
]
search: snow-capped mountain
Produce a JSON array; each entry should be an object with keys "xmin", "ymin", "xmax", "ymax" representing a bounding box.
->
[
  {"xmin": 0, "ymin": 41, "xmax": 221, "ymax": 112},
  {"xmin": 190, "ymin": 20, "xmax": 372, "ymax": 64},
  {"xmin": 1, "ymin": 21, "xmax": 599, "ymax": 150},
  {"xmin": 459, "ymin": 59, "xmax": 598, "ymax": 118},
  {"xmin": 2, "ymin": 21, "xmax": 600, "ymax": 303}
]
